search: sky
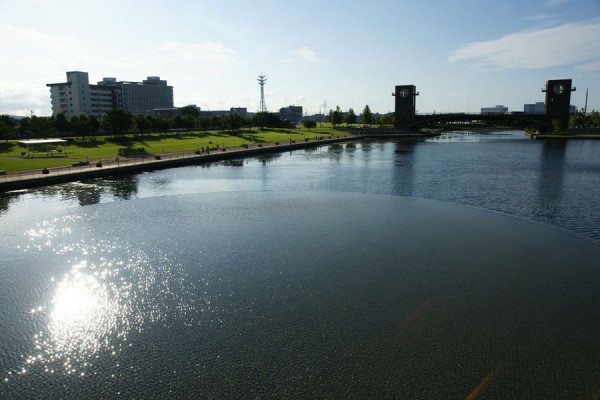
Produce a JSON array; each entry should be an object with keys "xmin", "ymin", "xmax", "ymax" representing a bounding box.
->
[{"xmin": 1, "ymin": 0, "xmax": 599, "ymax": 117}]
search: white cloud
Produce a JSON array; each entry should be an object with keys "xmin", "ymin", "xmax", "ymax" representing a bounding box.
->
[
  {"xmin": 576, "ymin": 60, "xmax": 600, "ymax": 72},
  {"xmin": 294, "ymin": 47, "xmax": 329, "ymax": 63},
  {"xmin": 129, "ymin": 41, "xmax": 242, "ymax": 64},
  {"xmin": 0, "ymin": 24, "xmax": 86, "ymax": 116},
  {"xmin": 449, "ymin": 20, "xmax": 600, "ymax": 70},
  {"xmin": 0, "ymin": 23, "xmax": 86, "ymax": 69},
  {"xmin": 528, "ymin": 14, "xmax": 551, "ymax": 21},
  {"xmin": 0, "ymin": 83, "xmax": 50, "ymax": 116},
  {"xmin": 545, "ymin": 0, "xmax": 568, "ymax": 5}
]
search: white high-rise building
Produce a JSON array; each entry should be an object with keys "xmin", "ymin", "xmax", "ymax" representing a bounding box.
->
[{"xmin": 47, "ymin": 71, "xmax": 174, "ymax": 118}]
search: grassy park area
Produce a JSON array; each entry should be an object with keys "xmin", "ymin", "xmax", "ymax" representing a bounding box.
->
[{"xmin": 0, "ymin": 127, "xmax": 341, "ymax": 173}]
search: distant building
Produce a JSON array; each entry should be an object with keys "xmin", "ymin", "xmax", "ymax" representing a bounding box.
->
[
  {"xmin": 153, "ymin": 108, "xmax": 180, "ymax": 118},
  {"xmin": 99, "ymin": 76, "xmax": 174, "ymax": 115},
  {"xmin": 522, "ymin": 102, "xmax": 577, "ymax": 114},
  {"xmin": 200, "ymin": 108, "xmax": 247, "ymax": 119},
  {"xmin": 46, "ymin": 71, "xmax": 174, "ymax": 118},
  {"xmin": 481, "ymin": 105, "xmax": 508, "ymax": 115},
  {"xmin": 279, "ymin": 105, "xmax": 303, "ymax": 124},
  {"xmin": 524, "ymin": 102, "xmax": 545, "ymax": 114},
  {"xmin": 230, "ymin": 108, "xmax": 248, "ymax": 119}
]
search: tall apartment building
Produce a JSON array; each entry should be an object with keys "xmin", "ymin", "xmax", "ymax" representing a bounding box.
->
[{"xmin": 47, "ymin": 71, "xmax": 174, "ymax": 118}]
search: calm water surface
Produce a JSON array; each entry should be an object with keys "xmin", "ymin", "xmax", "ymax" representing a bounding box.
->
[{"xmin": 1, "ymin": 130, "xmax": 600, "ymax": 398}]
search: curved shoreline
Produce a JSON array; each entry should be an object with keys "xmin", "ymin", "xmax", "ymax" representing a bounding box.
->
[
  {"xmin": 0, "ymin": 136, "xmax": 343, "ymax": 192},
  {"xmin": 0, "ymin": 132, "xmax": 444, "ymax": 192}
]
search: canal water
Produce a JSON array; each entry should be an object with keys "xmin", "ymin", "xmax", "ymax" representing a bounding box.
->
[{"xmin": 1, "ymin": 130, "xmax": 599, "ymax": 398}]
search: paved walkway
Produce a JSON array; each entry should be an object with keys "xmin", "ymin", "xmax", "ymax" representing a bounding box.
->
[{"xmin": 0, "ymin": 136, "xmax": 355, "ymax": 191}]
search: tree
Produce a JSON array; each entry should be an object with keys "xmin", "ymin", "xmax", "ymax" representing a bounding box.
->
[
  {"xmin": 378, "ymin": 114, "xmax": 393, "ymax": 127},
  {"xmin": 134, "ymin": 114, "xmax": 153, "ymax": 134},
  {"xmin": 102, "ymin": 109, "xmax": 132, "ymax": 138},
  {"xmin": 29, "ymin": 116, "xmax": 56, "ymax": 138},
  {"xmin": 179, "ymin": 105, "xmax": 200, "ymax": 118},
  {"xmin": 253, "ymin": 112, "xmax": 283, "ymax": 129},
  {"xmin": 570, "ymin": 110, "xmax": 600, "ymax": 128},
  {"xmin": 70, "ymin": 114, "xmax": 92, "ymax": 141},
  {"xmin": 174, "ymin": 115, "xmax": 195, "ymax": 130},
  {"xmin": 19, "ymin": 117, "xmax": 30, "ymax": 138},
  {"xmin": 221, "ymin": 114, "xmax": 244, "ymax": 131},
  {"xmin": 551, "ymin": 119, "xmax": 564, "ymax": 133},
  {"xmin": 195, "ymin": 116, "xmax": 211, "ymax": 131},
  {"xmin": 328, "ymin": 106, "xmax": 343, "ymax": 127},
  {"xmin": 0, "ymin": 115, "xmax": 15, "ymax": 142},
  {"xmin": 154, "ymin": 117, "xmax": 173, "ymax": 133},
  {"xmin": 89, "ymin": 115, "xmax": 100, "ymax": 134},
  {"xmin": 303, "ymin": 120, "xmax": 317, "ymax": 129},
  {"xmin": 345, "ymin": 108, "xmax": 357, "ymax": 126},
  {"xmin": 55, "ymin": 112, "xmax": 69, "ymax": 134},
  {"xmin": 591, "ymin": 111, "xmax": 600, "ymax": 127},
  {"xmin": 361, "ymin": 105, "xmax": 373, "ymax": 125}
]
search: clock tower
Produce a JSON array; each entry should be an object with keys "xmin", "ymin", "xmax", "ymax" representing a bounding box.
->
[
  {"xmin": 543, "ymin": 79, "xmax": 575, "ymax": 131},
  {"xmin": 393, "ymin": 85, "xmax": 418, "ymax": 129}
]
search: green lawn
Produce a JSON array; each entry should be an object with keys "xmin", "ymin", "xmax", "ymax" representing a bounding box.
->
[{"xmin": 0, "ymin": 127, "xmax": 346, "ymax": 172}]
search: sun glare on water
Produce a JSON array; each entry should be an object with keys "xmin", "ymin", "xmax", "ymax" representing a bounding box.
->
[{"xmin": 48, "ymin": 262, "xmax": 119, "ymax": 365}]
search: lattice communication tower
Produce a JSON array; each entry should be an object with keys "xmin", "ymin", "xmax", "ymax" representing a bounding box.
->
[{"xmin": 258, "ymin": 74, "xmax": 267, "ymax": 112}]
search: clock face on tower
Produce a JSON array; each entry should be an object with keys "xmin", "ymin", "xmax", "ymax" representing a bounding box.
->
[
  {"xmin": 553, "ymin": 83, "xmax": 566, "ymax": 95},
  {"xmin": 399, "ymin": 88, "xmax": 410, "ymax": 98}
]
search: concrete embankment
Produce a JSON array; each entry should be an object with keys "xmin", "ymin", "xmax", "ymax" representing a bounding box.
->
[
  {"xmin": 524, "ymin": 127, "xmax": 600, "ymax": 140},
  {"xmin": 0, "ymin": 136, "xmax": 355, "ymax": 192}
]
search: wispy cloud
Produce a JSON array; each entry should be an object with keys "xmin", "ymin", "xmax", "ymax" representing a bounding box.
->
[
  {"xmin": 0, "ymin": 23, "xmax": 85, "ymax": 67},
  {"xmin": 130, "ymin": 41, "xmax": 243, "ymax": 64},
  {"xmin": 528, "ymin": 14, "xmax": 552, "ymax": 21},
  {"xmin": 449, "ymin": 20, "xmax": 600, "ymax": 71},
  {"xmin": 0, "ymin": 83, "xmax": 50, "ymax": 115},
  {"xmin": 577, "ymin": 59, "xmax": 600, "ymax": 72},
  {"xmin": 0, "ymin": 24, "xmax": 86, "ymax": 115},
  {"xmin": 294, "ymin": 47, "xmax": 329, "ymax": 63}
]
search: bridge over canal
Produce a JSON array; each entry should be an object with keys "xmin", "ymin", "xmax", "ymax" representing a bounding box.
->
[{"xmin": 393, "ymin": 79, "xmax": 575, "ymax": 132}]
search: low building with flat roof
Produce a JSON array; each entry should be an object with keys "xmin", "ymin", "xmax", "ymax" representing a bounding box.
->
[{"xmin": 481, "ymin": 105, "xmax": 508, "ymax": 115}]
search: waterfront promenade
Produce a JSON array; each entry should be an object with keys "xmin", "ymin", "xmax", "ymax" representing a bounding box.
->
[
  {"xmin": 0, "ymin": 135, "xmax": 354, "ymax": 192},
  {"xmin": 0, "ymin": 131, "xmax": 444, "ymax": 192}
]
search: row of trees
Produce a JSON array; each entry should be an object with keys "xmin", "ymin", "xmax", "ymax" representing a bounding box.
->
[
  {"xmin": 0, "ymin": 110, "xmax": 293, "ymax": 141},
  {"xmin": 327, "ymin": 105, "xmax": 394, "ymax": 127},
  {"xmin": 0, "ymin": 104, "xmax": 400, "ymax": 142},
  {"xmin": 569, "ymin": 110, "xmax": 600, "ymax": 129}
]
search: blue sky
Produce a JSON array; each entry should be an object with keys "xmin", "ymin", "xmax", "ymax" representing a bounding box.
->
[{"xmin": 1, "ymin": 0, "xmax": 599, "ymax": 116}]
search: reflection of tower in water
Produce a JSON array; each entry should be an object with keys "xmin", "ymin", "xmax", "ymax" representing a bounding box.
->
[
  {"xmin": 536, "ymin": 140, "xmax": 567, "ymax": 223},
  {"xmin": 392, "ymin": 141, "xmax": 417, "ymax": 196}
]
